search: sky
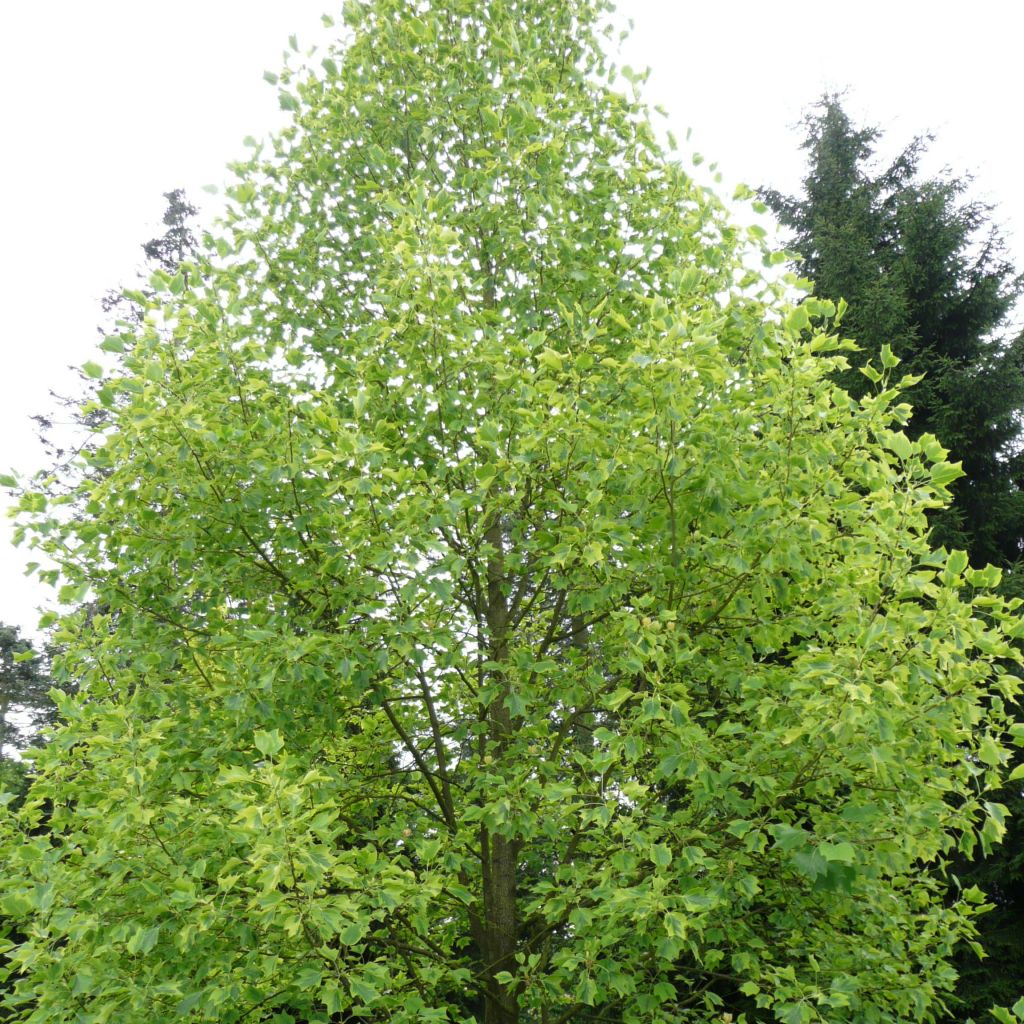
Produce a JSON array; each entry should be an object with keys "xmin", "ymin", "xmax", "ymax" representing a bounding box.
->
[{"xmin": 1, "ymin": 0, "xmax": 1021, "ymax": 639}]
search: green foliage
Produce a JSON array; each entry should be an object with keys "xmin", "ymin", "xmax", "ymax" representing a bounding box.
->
[
  {"xmin": 761, "ymin": 96, "xmax": 1024, "ymax": 570},
  {"xmin": 0, "ymin": 625, "xmax": 52, "ymax": 757},
  {"xmin": 2, "ymin": 8, "xmax": 1022, "ymax": 1024},
  {"xmin": 762, "ymin": 96, "xmax": 1024, "ymax": 1021}
]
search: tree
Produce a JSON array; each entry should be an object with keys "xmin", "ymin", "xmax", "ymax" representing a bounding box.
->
[
  {"xmin": 1, "ymin": 5, "xmax": 1022, "ymax": 1023},
  {"xmin": 760, "ymin": 96, "xmax": 1024, "ymax": 571},
  {"xmin": 0, "ymin": 625, "xmax": 51, "ymax": 765},
  {"xmin": 762, "ymin": 97, "xmax": 1024, "ymax": 1022},
  {"xmin": 33, "ymin": 189, "xmax": 199, "ymax": 479},
  {"xmin": 0, "ymin": 625, "xmax": 49, "ymax": 1015}
]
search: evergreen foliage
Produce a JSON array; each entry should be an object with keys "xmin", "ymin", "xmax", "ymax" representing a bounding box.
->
[
  {"xmin": 761, "ymin": 96, "xmax": 1024, "ymax": 569},
  {"xmin": 0, "ymin": 625, "xmax": 51, "ymax": 762}
]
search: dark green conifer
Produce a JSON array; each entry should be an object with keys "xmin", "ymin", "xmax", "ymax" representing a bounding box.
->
[{"xmin": 762, "ymin": 96, "xmax": 1024, "ymax": 569}]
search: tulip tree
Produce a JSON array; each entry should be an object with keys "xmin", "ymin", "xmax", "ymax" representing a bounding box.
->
[{"xmin": 2, "ymin": 2, "xmax": 1022, "ymax": 1023}]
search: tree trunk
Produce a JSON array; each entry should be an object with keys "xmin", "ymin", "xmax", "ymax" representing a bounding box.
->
[{"xmin": 481, "ymin": 514, "xmax": 518, "ymax": 1024}]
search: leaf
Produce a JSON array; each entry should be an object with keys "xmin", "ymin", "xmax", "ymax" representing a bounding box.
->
[
  {"xmin": 946, "ymin": 549, "xmax": 969, "ymax": 577},
  {"xmin": 978, "ymin": 735, "xmax": 1003, "ymax": 767},
  {"xmin": 575, "ymin": 977, "xmax": 597, "ymax": 1006},
  {"xmin": 680, "ymin": 891, "xmax": 716, "ymax": 912},
  {"xmin": 126, "ymin": 925, "xmax": 160, "ymax": 955},
  {"xmin": 175, "ymin": 992, "xmax": 203, "ymax": 1016},
  {"xmin": 819, "ymin": 842, "xmax": 856, "ymax": 865},
  {"xmin": 447, "ymin": 884, "xmax": 473, "ymax": 905},
  {"xmin": 879, "ymin": 344, "xmax": 900, "ymax": 368},
  {"xmin": 254, "ymin": 729, "xmax": 284, "ymax": 756},
  {"xmin": 651, "ymin": 844, "xmax": 672, "ymax": 868},
  {"xmin": 339, "ymin": 920, "xmax": 369, "ymax": 945},
  {"xmin": 537, "ymin": 348, "xmax": 564, "ymax": 372},
  {"xmin": 349, "ymin": 978, "xmax": 380, "ymax": 1004},
  {"xmin": 0, "ymin": 473, "xmax": 16, "ymax": 488},
  {"xmin": 664, "ymin": 911, "xmax": 687, "ymax": 938},
  {"xmin": 770, "ymin": 824, "xmax": 810, "ymax": 851},
  {"xmin": 82, "ymin": 361, "xmax": 104, "ymax": 379},
  {"xmin": 778, "ymin": 1004, "xmax": 807, "ymax": 1024},
  {"xmin": 887, "ymin": 431, "xmax": 914, "ymax": 461},
  {"xmin": 296, "ymin": 967, "xmax": 322, "ymax": 988},
  {"xmin": 930, "ymin": 460, "xmax": 964, "ymax": 487},
  {"xmin": 322, "ymin": 984, "xmax": 345, "ymax": 1014}
]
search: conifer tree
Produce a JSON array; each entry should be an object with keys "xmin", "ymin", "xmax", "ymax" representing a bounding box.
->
[
  {"xmin": 0, "ymin": 624, "xmax": 49, "ymax": 798},
  {"xmin": 761, "ymin": 96, "xmax": 1024, "ymax": 570}
]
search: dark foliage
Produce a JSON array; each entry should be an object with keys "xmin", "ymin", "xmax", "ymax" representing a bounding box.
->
[{"xmin": 761, "ymin": 96, "xmax": 1024, "ymax": 570}]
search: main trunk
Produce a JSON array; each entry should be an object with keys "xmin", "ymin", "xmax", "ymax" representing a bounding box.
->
[{"xmin": 481, "ymin": 514, "xmax": 518, "ymax": 1024}]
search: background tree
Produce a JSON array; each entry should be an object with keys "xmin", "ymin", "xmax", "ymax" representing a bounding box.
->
[
  {"xmin": 760, "ymin": 95, "xmax": 1024, "ymax": 570},
  {"xmin": 34, "ymin": 189, "xmax": 199, "ymax": 477},
  {"xmin": 762, "ymin": 95, "xmax": 1024, "ymax": 1024},
  {"xmin": 0, "ymin": 625, "xmax": 50, "ymax": 802},
  {"xmin": 2, "ymin": 8, "xmax": 1022, "ymax": 1024}
]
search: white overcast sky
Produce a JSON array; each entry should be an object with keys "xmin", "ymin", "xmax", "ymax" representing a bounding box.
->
[{"xmin": 1, "ymin": 0, "xmax": 1021, "ymax": 639}]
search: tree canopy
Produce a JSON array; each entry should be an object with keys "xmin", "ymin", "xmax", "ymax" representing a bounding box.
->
[
  {"xmin": 2, "ymin": 6, "xmax": 1022, "ymax": 1024},
  {"xmin": 760, "ymin": 96, "xmax": 1024, "ymax": 570}
]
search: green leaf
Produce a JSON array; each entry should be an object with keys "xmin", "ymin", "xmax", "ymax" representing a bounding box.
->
[
  {"xmin": 82, "ymin": 361, "xmax": 104, "ymax": 379},
  {"xmin": 978, "ymin": 735, "xmax": 1003, "ymax": 767},
  {"xmin": 537, "ymin": 348, "xmax": 564, "ymax": 372},
  {"xmin": 946, "ymin": 549, "xmax": 969, "ymax": 577},
  {"xmin": 887, "ymin": 431, "xmax": 914, "ymax": 461},
  {"xmin": 819, "ymin": 842, "xmax": 856, "ymax": 865},
  {"xmin": 575, "ymin": 976, "xmax": 597, "ymax": 1006},
  {"xmin": 930, "ymin": 460, "xmax": 964, "ymax": 487},
  {"xmin": 254, "ymin": 729, "xmax": 284, "ymax": 757},
  {"xmin": 680, "ymin": 891, "xmax": 716, "ymax": 912},
  {"xmin": 126, "ymin": 925, "xmax": 161, "ymax": 955},
  {"xmin": 322, "ymin": 984, "xmax": 345, "ymax": 1014},
  {"xmin": 296, "ymin": 967, "xmax": 322, "ymax": 988},
  {"xmin": 175, "ymin": 992, "xmax": 203, "ymax": 1016},
  {"xmin": 349, "ymin": 978, "xmax": 380, "ymax": 1004},
  {"xmin": 664, "ymin": 912, "xmax": 687, "ymax": 938},
  {"xmin": 447, "ymin": 884, "xmax": 473, "ymax": 905},
  {"xmin": 879, "ymin": 343, "xmax": 900, "ymax": 369},
  {"xmin": 651, "ymin": 844, "xmax": 672, "ymax": 868},
  {"xmin": 339, "ymin": 920, "xmax": 369, "ymax": 945}
]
